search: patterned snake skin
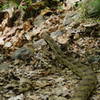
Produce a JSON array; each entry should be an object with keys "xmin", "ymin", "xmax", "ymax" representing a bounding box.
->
[{"xmin": 44, "ymin": 34, "xmax": 97, "ymax": 100}]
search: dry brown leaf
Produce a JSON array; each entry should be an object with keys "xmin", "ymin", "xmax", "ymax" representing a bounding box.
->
[
  {"xmin": 23, "ymin": 21, "xmax": 32, "ymax": 32},
  {"xmin": 3, "ymin": 26, "xmax": 17, "ymax": 37},
  {"xmin": 16, "ymin": 30, "xmax": 25, "ymax": 39},
  {"xmin": 0, "ymin": 25, "xmax": 4, "ymax": 33}
]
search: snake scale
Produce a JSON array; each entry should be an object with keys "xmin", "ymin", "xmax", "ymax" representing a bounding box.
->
[{"xmin": 43, "ymin": 34, "xmax": 97, "ymax": 100}]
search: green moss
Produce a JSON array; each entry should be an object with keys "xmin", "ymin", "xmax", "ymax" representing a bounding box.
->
[{"xmin": 81, "ymin": 0, "xmax": 100, "ymax": 18}]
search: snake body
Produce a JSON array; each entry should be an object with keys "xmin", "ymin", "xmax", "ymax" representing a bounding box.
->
[{"xmin": 44, "ymin": 34, "xmax": 97, "ymax": 100}]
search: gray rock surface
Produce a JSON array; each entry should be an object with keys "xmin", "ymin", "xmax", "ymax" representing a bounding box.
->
[{"xmin": 11, "ymin": 47, "xmax": 33, "ymax": 60}]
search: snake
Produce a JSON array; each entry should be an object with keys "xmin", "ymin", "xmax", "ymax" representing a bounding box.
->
[{"xmin": 43, "ymin": 34, "xmax": 97, "ymax": 100}]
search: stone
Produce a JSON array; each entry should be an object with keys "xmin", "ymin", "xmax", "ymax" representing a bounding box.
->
[
  {"xmin": 33, "ymin": 39, "xmax": 47, "ymax": 50},
  {"xmin": 11, "ymin": 47, "xmax": 33, "ymax": 60},
  {"xmin": 63, "ymin": 11, "xmax": 79, "ymax": 26},
  {"xmin": 0, "ymin": 63, "xmax": 9, "ymax": 71},
  {"xmin": 50, "ymin": 30, "xmax": 63, "ymax": 41},
  {"xmin": 34, "ymin": 15, "xmax": 45, "ymax": 27}
]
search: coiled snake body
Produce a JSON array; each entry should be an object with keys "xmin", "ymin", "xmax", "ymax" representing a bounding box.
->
[{"xmin": 44, "ymin": 34, "xmax": 97, "ymax": 100}]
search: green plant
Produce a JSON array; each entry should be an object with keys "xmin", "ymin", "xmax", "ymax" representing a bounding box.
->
[
  {"xmin": 80, "ymin": 0, "xmax": 100, "ymax": 18},
  {"xmin": 0, "ymin": 0, "xmax": 32, "ymax": 11}
]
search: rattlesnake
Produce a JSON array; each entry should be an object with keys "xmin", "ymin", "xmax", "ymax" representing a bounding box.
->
[{"xmin": 44, "ymin": 34, "xmax": 97, "ymax": 100}]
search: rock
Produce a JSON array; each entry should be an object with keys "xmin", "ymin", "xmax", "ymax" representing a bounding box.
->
[
  {"xmin": 11, "ymin": 47, "xmax": 33, "ymax": 60},
  {"xmin": 4, "ymin": 42, "xmax": 12, "ymax": 48},
  {"xmin": 50, "ymin": 31, "xmax": 63, "ymax": 41},
  {"xmin": 0, "ymin": 63, "xmax": 9, "ymax": 71},
  {"xmin": 52, "ymin": 86, "xmax": 70, "ymax": 97},
  {"xmin": 34, "ymin": 15, "xmax": 45, "ymax": 27},
  {"xmin": 33, "ymin": 39, "xmax": 47, "ymax": 50},
  {"xmin": 63, "ymin": 11, "xmax": 79, "ymax": 26}
]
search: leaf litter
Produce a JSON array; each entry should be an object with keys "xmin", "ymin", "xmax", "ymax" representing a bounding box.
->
[{"xmin": 0, "ymin": 0, "xmax": 100, "ymax": 100}]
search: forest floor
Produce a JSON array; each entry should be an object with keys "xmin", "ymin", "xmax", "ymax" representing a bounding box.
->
[{"xmin": 0, "ymin": 0, "xmax": 100, "ymax": 100}]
